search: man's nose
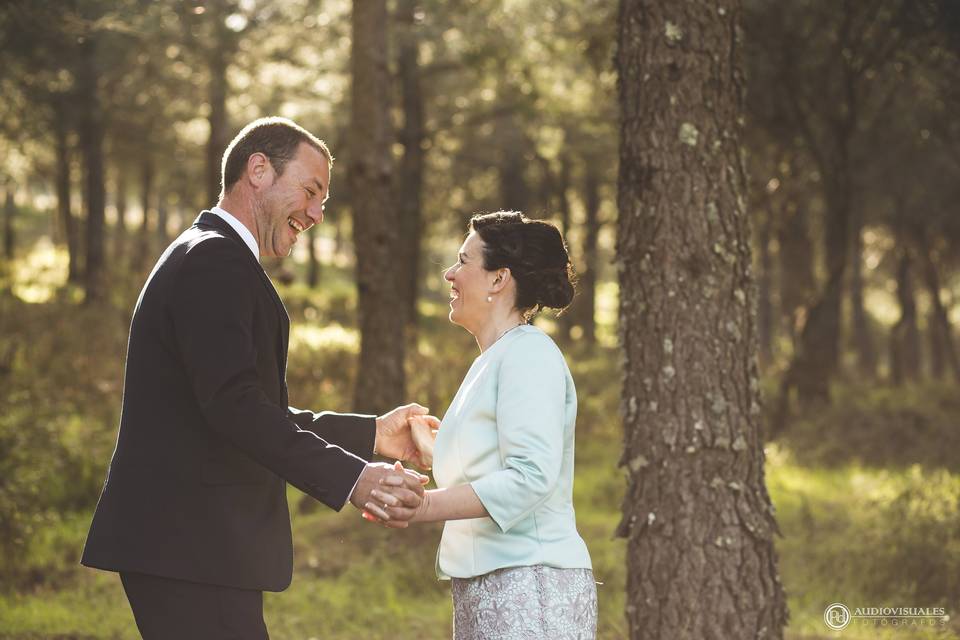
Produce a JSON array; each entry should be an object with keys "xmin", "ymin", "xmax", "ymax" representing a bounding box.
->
[{"xmin": 307, "ymin": 203, "xmax": 324, "ymax": 225}]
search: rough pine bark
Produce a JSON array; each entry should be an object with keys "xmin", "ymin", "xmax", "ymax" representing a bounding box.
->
[
  {"xmin": 350, "ymin": 0, "xmax": 405, "ymax": 413},
  {"xmin": 615, "ymin": 1, "xmax": 787, "ymax": 638}
]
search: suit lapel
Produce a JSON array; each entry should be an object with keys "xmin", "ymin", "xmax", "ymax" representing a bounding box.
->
[{"xmin": 194, "ymin": 212, "xmax": 290, "ymax": 378}]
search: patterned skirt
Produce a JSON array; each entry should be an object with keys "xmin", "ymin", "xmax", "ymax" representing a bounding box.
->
[{"xmin": 451, "ymin": 565, "xmax": 597, "ymax": 640}]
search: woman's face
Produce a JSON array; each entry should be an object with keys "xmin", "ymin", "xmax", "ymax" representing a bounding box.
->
[{"xmin": 443, "ymin": 231, "xmax": 494, "ymax": 332}]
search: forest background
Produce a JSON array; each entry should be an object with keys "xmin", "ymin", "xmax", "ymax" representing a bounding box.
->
[{"xmin": 1, "ymin": 1, "xmax": 959, "ymax": 638}]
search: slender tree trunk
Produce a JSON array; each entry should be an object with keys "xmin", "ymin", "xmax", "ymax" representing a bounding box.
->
[
  {"xmin": 113, "ymin": 165, "xmax": 128, "ymax": 261},
  {"xmin": 78, "ymin": 37, "xmax": 106, "ymax": 304},
  {"xmin": 396, "ymin": 0, "xmax": 425, "ymax": 327},
  {"xmin": 306, "ymin": 225, "xmax": 320, "ymax": 288},
  {"xmin": 497, "ymin": 112, "xmax": 529, "ymax": 213},
  {"xmin": 756, "ymin": 207, "xmax": 774, "ymax": 368},
  {"xmin": 3, "ymin": 188, "xmax": 14, "ymax": 260},
  {"xmin": 350, "ymin": 0, "xmax": 405, "ymax": 413},
  {"xmin": 156, "ymin": 191, "xmax": 169, "ymax": 245},
  {"xmin": 206, "ymin": 0, "xmax": 231, "ymax": 206},
  {"xmin": 777, "ymin": 201, "xmax": 815, "ymax": 348},
  {"xmin": 136, "ymin": 156, "xmax": 154, "ymax": 269},
  {"xmin": 849, "ymin": 209, "xmax": 876, "ymax": 378},
  {"xmin": 555, "ymin": 155, "xmax": 574, "ymax": 339},
  {"xmin": 919, "ymin": 240, "xmax": 960, "ymax": 381},
  {"xmin": 889, "ymin": 235, "xmax": 920, "ymax": 385},
  {"xmin": 54, "ymin": 115, "xmax": 80, "ymax": 283},
  {"xmin": 615, "ymin": 1, "xmax": 787, "ymax": 638},
  {"xmin": 580, "ymin": 162, "xmax": 600, "ymax": 346}
]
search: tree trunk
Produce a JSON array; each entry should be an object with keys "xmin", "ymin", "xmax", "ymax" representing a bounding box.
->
[
  {"xmin": 54, "ymin": 115, "xmax": 80, "ymax": 283},
  {"xmin": 396, "ymin": 0, "xmax": 425, "ymax": 327},
  {"xmin": 615, "ymin": 2, "xmax": 787, "ymax": 638},
  {"xmin": 3, "ymin": 188, "xmax": 14, "ymax": 260},
  {"xmin": 206, "ymin": 0, "xmax": 230, "ymax": 206},
  {"xmin": 156, "ymin": 191, "xmax": 169, "ymax": 245},
  {"xmin": 350, "ymin": 0, "xmax": 405, "ymax": 413},
  {"xmin": 756, "ymin": 208, "xmax": 773, "ymax": 369},
  {"xmin": 889, "ymin": 237, "xmax": 921, "ymax": 385},
  {"xmin": 849, "ymin": 209, "xmax": 876, "ymax": 378},
  {"xmin": 497, "ymin": 112, "xmax": 529, "ymax": 213},
  {"xmin": 306, "ymin": 225, "xmax": 320, "ymax": 288},
  {"xmin": 136, "ymin": 156, "xmax": 154, "ymax": 270},
  {"xmin": 919, "ymin": 240, "xmax": 960, "ymax": 381},
  {"xmin": 777, "ymin": 201, "xmax": 815, "ymax": 348},
  {"xmin": 580, "ymin": 162, "xmax": 600, "ymax": 346},
  {"xmin": 78, "ymin": 37, "xmax": 106, "ymax": 304},
  {"xmin": 555, "ymin": 155, "xmax": 574, "ymax": 340},
  {"xmin": 113, "ymin": 165, "xmax": 128, "ymax": 261}
]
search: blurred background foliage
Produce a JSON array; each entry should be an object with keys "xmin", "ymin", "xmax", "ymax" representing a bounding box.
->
[{"xmin": 0, "ymin": 0, "xmax": 958, "ymax": 638}]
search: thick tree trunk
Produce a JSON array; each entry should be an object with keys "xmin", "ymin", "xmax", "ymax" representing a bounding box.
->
[
  {"xmin": 919, "ymin": 241, "xmax": 960, "ymax": 381},
  {"xmin": 78, "ymin": 37, "xmax": 106, "ymax": 304},
  {"xmin": 350, "ymin": 0, "xmax": 405, "ymax": 413},
  {"xmin": 849, "ymin": 210, "xmax": 876, "ymax": 378},
  {"xmin": 580, "ymin": 163, "xmax": 600, "ymax": 346},
  {"xmin": 396, "ymin": 0, "xmax": 425, "ymax": 327},
  {"xmin": 54, "ymin": 116, "xmax": 80, "ymax": 283},
  {"xmin": 3, "ymin": 188, "xmax": 14, "ymax": 260},
  {"xmin": 615, "ymin": 2, "xmax": 787, "ymax": 638}
]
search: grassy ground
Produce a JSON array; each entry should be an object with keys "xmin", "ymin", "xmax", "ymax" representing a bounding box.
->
[{"xmin": 2, "ymin": 247, "xmax": 959, "ymax": 638}]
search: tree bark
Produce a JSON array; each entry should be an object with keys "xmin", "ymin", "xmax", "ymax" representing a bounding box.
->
[
  {"xmin": 849, "ymin": 209, "xmax": 876, "ymax": 378},
  {"xmin": 615, "ymin": 1, "xmax": 787, "ymax": 638},
  {"xmin": 78, "ymin": 36, "xmax": 106, "ymax": 304},
  {"xmin": 555, "ymin": 155, "xmax": 575, "ymax": 339},
  {"xmin": 396, "ymin": 0, "xmax": 425, "ymax": 327},
  {"xmin": 156, "ymin": 190, "xmax": 169, "ymax": 245},
  {"xmin": 54, "ymin": 114, "xmax": 80, "ymax": 283},
  {"xmin": 350, "ymin": 0, "xmax": 405, "ymax": 413}
]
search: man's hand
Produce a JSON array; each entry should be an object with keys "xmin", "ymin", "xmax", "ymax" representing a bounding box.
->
[
  {"xmin": 349, "ymin": 461, "xmax": 428, "ymax": 528},
  {"xmin": 374, "ymin": 403, "xmax": 440, "ymax": 469}
]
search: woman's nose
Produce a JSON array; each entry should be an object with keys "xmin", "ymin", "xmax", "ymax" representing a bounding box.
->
[{"xmin": 443, "ymin": 266, "xmax": 454, "ymax": 281}]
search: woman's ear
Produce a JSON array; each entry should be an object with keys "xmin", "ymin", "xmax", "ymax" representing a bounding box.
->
[{"xmin": 489, "ymin": 268, "xmax": 512, "ymax": 295}]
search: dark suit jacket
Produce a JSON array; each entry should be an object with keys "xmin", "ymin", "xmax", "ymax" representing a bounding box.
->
[{"xmin": 81, "ymin": 211, "xmax": 375, "ymax": 592}]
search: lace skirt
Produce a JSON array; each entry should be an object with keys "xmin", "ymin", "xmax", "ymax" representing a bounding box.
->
[{"xmin": 451, "ymin": 565, "xmax": 597, "ymax": 640}]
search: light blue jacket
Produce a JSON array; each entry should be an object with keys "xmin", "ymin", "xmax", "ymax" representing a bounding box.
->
[{"xmin": 433, "ymin": 325, "xmax": 592, "ymax": 579}]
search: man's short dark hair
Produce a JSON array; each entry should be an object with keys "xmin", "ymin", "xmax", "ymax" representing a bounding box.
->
[{"xmin": 220, "ymin": 117, "xmax": 332, "ymax": 198}]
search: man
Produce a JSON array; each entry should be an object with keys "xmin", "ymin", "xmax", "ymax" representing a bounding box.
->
[{"xmin": 81, "ymin": 117, "xmax": 431, "ymax": 639}]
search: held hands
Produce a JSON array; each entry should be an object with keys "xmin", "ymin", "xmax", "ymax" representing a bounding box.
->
[
  {"xmin": 361, "ymin": 461, "xmax": 432, "ymax": 529},
  {"xmin": 374, "ymin": 403, "xmax": 440, "ymax": 470},
  {"xmin": 350, "ymin": 461, "xmax": 428, "ymax": 529}
]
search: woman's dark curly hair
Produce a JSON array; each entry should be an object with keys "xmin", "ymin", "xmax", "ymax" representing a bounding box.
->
[{"xmin": 468, "ymin": 211, "xmax": 576, "ymax": 318}]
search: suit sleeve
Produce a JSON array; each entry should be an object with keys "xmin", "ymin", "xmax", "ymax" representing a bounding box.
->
[
  {"xmin": 470, "ymin": 335, "xmax": 567, "ymax": 533},
  {"xmin": 287, "ymin": 408, "xmax": 376, "ymax": 460},
  {"xmin": 169, "ymin": 238, "xmax": 368, "ymax": 510}
]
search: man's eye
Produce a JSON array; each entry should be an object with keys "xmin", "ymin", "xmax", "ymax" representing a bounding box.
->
[{"xmin": 305, "ymin": 188, "xmax": 315, "ymax": 198}]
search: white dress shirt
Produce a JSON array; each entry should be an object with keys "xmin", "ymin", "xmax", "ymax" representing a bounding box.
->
[{"xmin": 211, "ymin": 206, "xmax": 259, "ymax": 259}]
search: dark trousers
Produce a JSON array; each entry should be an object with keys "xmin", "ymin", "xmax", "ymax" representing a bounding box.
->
[{"xmin": 120, "ymin": 572, "xmax": 269, "ymax": 640}]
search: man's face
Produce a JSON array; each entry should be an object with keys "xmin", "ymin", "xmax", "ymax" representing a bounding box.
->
[{"xmin": 255, "ymin": 142, "xmax": 330, "ymax": 258}]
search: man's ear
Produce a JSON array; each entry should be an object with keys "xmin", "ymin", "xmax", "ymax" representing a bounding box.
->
[
  {"xmin": 246, "ymin": 152, "xmax": 272, "ymax": 190},
  {"xmin": 490, "ymin": 268, "xmax": 512, "ymax": 295}
]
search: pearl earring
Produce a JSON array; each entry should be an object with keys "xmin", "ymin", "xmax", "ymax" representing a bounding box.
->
[{"xmin": 486, "ymin": 296, "xmax": 493, "ymax": 302}]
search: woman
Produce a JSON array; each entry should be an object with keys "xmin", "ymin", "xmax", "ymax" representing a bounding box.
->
[{"xmin": 363, "ymin": 211, "xmax": 597, "ymax": 640}]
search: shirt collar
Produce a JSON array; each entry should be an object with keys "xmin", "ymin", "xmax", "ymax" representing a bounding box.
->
[{"xmin": 211, "ymin": 206, "xmax": 259, "ymax": 260}]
